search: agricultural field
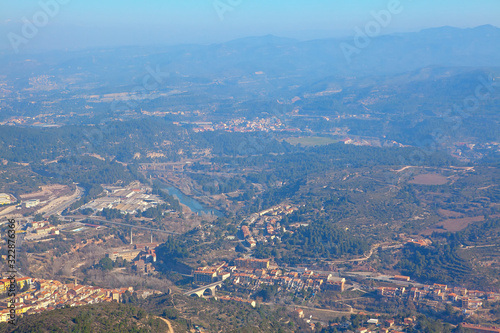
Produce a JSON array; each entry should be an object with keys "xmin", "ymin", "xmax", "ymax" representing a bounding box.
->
[{"xmin": 284, "ymin": 136, "xmax": 338, "ymax": 147}]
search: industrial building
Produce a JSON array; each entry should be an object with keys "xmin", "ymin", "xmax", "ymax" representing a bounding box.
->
[
  {"xmin": 25, "ymin": 199, "xmax": 40, "ymax": 208},
  {"xmin": 0, "ymin": 193, "xmax": 12, "ymax": 205}
]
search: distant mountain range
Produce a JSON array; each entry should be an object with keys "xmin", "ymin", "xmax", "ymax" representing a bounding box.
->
[
  {"xmin": 0, "ymin": 25, "xmax": 498, "ymax": 149},
  {"xmin": 2, "ymin": 25, "xmax": 500, "ymax": 80}
]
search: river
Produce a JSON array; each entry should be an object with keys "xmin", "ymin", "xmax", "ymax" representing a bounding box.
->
[{"xmin": 158, "ymin": 182, "xmax": 223, "ymax": 217}]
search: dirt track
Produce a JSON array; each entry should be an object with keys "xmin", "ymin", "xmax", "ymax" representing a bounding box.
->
[{"xmin": 158, "ymin": 317, "xmax": 174, "ymax": 333}]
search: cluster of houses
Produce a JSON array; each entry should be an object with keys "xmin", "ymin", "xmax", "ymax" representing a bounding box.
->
[
  {"xmin": 377, "ymin": 283, "xmax": 500, "ymax": 314},
  {"xmin": 191, "ymin": 117, "xmax": 287, "ymax": 133},
  {"xmin": 0, "ymin": 277, "xmax": 32, "ymax": 294},
  {"xmin": 239, "ymin": 204, "xmax": 301, "ymax": 248},
  {"xmin": 194, "ymin": 259, "xmax": 346, "ymax": 293},
  {"xmin": 0, "ymin": 277, "xmax": 135, "ymax": 322},
  {"xmin": 24, "ymin": 220, "xmax": 60, "ymax": 240}
]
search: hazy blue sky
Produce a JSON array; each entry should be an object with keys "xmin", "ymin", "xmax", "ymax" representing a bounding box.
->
[{"xmin": 2, "ymin": 0, "xmax": 500, "ymax": 52}]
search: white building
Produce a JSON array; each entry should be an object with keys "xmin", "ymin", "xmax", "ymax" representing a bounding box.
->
[{"xmin": 25, "ymin": 199, "xmax": 40, "ymax": 208}]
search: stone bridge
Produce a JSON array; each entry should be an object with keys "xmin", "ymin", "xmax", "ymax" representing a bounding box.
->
[{"xmin": 183, "ymin": 281, "xmax": 223, "ymax": 297}]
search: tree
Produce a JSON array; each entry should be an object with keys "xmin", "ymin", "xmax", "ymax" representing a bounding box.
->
[
  {"xmin": 136, "ymin": 308, "xmax": 146, "ymax": 320},
  {"xmin": 235, "ymin": 243, "xmax": 246, "ymax": 253},
  {"xmin": 98, "ymin": 257, "xmax": 114, "ymax": 270}
]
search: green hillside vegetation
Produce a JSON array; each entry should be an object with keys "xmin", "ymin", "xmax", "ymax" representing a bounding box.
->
[
  {"xmin": 140, "ymin": 293, "xmax": 311, "ymax": 332},
  {"xmin": 0, "ymin": 302, "xmax": 168, "ymax": 333},
  {"xmin": 254, "ymin": 222, "xmax": 370, "ymax": 265},
  {"xmin": 396, "ymin": 243, "xmax": 473, "ymax": 285},
  {"xmin": 395, "ymin": 217, "xmax": 500, "ymax": 288}
]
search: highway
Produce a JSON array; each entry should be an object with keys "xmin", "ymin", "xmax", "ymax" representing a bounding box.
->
[
  {"xmin": 5, "ymin": 222, "xmax": 27, "ymax": 279},
  {"xmin": 39, "ymin": 186, "xmax": 84, "ymax": 217}
]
